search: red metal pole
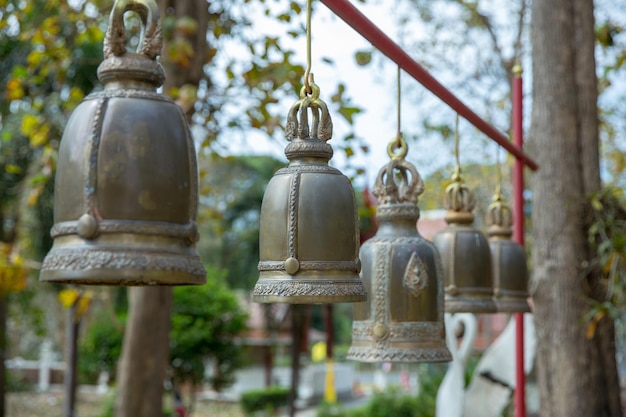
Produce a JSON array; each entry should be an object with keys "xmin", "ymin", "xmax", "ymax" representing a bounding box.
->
[
  {"xmin": 319, "ymin": 0, "xmax": 538, "ymax": 171},
  {"xmin": 512, "ymin": 65, "xmax": 526, "ymax": 417}
]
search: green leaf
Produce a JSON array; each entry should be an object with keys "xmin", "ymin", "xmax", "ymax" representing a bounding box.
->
[
  {"xmin": 591, "ymin": 196, "xmax": 603, "ymax": 211},
  {"xmin": 355, "ymin": 50, "xmax": 372, "ymax": 66},
  {"xmin": 338, "ymin": 106, "xmax": 362, "ymax": 124},
  {"xmin": 5, "ymin": 164, "xmax": 22, "ymax": 174}
]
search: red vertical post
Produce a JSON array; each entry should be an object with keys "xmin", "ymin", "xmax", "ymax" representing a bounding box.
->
[{"xmin": 512, "ymin": 64, "xmax": 526, "ymax": 417}]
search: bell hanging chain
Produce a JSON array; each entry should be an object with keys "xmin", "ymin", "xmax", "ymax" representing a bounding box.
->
[
  {"xmin": 387, "ymin": 65, "xmax": 406, "ymax": 160},
  {"xmin": 444, "ymin": 115, "xmax": 476, "ymax": 215}
]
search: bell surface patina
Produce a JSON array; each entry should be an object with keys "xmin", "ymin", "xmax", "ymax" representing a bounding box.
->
[
  {"xmin": 40, "ymin": 0, "xmax": 206, "ymax": 285},
  {"xmin": 348, "ymin": 148, "xmax": 451, "ymax": 363},
  {"xmin": 486, "ymin": 191, "xmax": 530, "ymax": 312},
  {"xmin": 433, "ymin": 169, "xmax": 497, "ymax": 313},
  {"xmin": 252, "ymin": 82, "xmax": 366, "ymax": 304}
]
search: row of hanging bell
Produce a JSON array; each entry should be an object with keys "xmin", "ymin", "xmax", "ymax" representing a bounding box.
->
[
  {"xmin": 347, "ymin": 139, "xmax": 451, "ymax": 363},
  {"xmin": 39, "ymin": 0, "xmax": 206, "ymax": 285},
  {"xmin": 433, "ymin": 168, "xmax": 530, "ymax": 314},
  {"xmin": 37, "ymin": 0, "xmax": 529, "ymax": 326}
]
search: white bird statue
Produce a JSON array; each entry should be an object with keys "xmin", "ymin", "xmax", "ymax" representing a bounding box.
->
[
  {"xmin": 464, "ymin": 313, "xmax": 536, "ymax": 417},
  {"xmin": 435, "ymin": 313, "xmax": 478, "ymax": 417}
]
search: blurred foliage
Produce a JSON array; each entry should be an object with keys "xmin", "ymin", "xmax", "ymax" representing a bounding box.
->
[
  {"xmin": 584, "ymin": 187, "xmax": 626, "ymax": 337},
  {"xmin": 79, "ymin": 310, "xmax": 125, "ymax": 384},
  {"xmin": 197, "ymin": 154, "xmax": 285, "ymax": 290},
  {"xmin": 309, "ymin": 304, "xmax": 355, "ymax": 347},
  {"xmin": 170, "ymin": 266, "xmax": 248, "ymax": 392},
  {"xmin": 5, "ymin": 369, "xmax": 33, "ymax": 393}
]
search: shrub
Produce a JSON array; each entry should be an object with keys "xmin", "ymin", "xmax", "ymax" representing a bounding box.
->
[
  {"xmin": 78, "ymin": 313, "xmax": 124, "ymax": 384},
  {"xmin": 367, "ymin": 388, "xmax": 421, "ymax": 417},
  {"xmin": 315, "ymin": 401, "xmax": 368, "ymax": 417},
  {"xmin": 170, "ymin": 268, "xmax": 248, "ymax": 392},
  {"xmin": 240, "ymin": 387, "xmax": 290, "ymax": 416}
]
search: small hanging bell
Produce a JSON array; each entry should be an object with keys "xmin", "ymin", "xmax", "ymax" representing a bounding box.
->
[
  {"xmin": 39, "ymin": 0, "xmax": 206, "ymax": 285},
  {"xmin": 433, "ymin": 169, "xmax": 497, "ymax": 313},
  {"xmin": 486, "ymin": 191, "xmax": 530, "ymax": 312},
  {"xmin": 347, "ymin": 144, "xmax": 451, "ymax": 363},
  {"xmin": 252, "ymin": 82, "xmax": 366, "ymax": 304}
]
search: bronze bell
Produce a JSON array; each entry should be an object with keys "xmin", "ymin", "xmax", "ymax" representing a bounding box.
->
[
  {"xmin": 39, "ymin": 0, "xmax": 206, "ymax": 285},
  {"xmin": 432, "ymin": 169, "xmax": 497, "ymax": 313},
  {"xmin": 347, "ymin": 147, "xmax": 451, "ymax": 363},
  {"xmin": 486, "ymin": 191, "xmax": 530, "ymax": 312},
  {"xmin": 252, "ymin": 81, "xmax": 366, "ymax": 304}
]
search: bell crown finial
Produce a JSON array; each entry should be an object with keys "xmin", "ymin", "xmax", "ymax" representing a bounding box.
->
[
  {"xmin": 444, "ymin": 115, "xmax": 476, "ymax": 224},
  {"xmin": 486, "ymin": 189, "xmax": 513, "ymax": 237},
  {"xmin": 373, "ymin": 155, "xmax": 424, "ymax": 207},
  {"xmin": 97, "ymin": 0, "xmax": 165, "ymax": 87},
  {"xmin": 443, "ymin": 166, "xmax": 476, "ymax": 224},
  {"xmin": 372, "ymin": 135, "xmax": 425, "ymax": 223},
  {"xmin": 284, "ymin": 77, "xmax": 334, "ymax": 162}
]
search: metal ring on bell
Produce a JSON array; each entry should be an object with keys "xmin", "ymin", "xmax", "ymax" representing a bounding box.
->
[
  {"xmin": 347, "ymin": 139, "xmax": 451, "ymax": 363},
  {"xmin": 39, "ymin": 0, "xmax": 206, "ymax": 285},
  {"xmin": 252, "ymin": 81, "xmax": 366, "ymax": 304}
]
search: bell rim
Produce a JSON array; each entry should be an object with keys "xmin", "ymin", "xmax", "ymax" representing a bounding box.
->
[
  {"xmin": 494, "ymin": 297, "xmax": 532, "ymax": 313},
  {"xmin": 39, "ymin": 269, "xmax": 206, "ymax": 286},
  {"xmin": 346, "ymin": 346, "xmax": 452, "ymax": 363},
  {"xmin": 252, "ymin": 293, "xmax": 366, "ymax": 304},
  {"xmin": 252, "ymin": 276, "xmax": 367, "ymax": 304},
  {"xmin": 39, "ymin": 245, "xmax": 206, "ymax": 286},
  {"xmin": 444, "ymin": 294, "xmax": 498, "ymax": 314}
]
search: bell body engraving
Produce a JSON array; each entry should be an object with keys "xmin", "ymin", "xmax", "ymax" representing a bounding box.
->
[
  {"xmin": 348, "ymin": 158, "xmax": 451, "ymax": 363},
  {"xmin": 39, "ymin": 0, "xmax": 205, "ymax": 285}
]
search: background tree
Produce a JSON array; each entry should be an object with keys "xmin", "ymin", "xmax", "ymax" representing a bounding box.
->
[
  {"xmin": 197, "ymin": 154, "xmax": 286, "ymax": 290},
  {"xmin": 369, "ymin": 1, "xmax": 626, "ymax": 414},
  {"xmin": 529, "ymin": 0, "xmax": 622, "ymax": 415}
]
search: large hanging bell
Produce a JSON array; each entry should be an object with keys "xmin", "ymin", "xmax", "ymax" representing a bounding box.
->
[
  {"xmin": 252, "ymin": 82, "xmax": 366, "ymax": 304},
  {"xmin": 39, "ymin": 0, "xmax": 206, "ymax": 285},
  {"xmin": 433, "ymin": 169, "xmax": 496, "ymax": 313},
  {"xmin": 347, "ymin": 150, "xmax": 451, "ymax": 363},
  {"xmin": 486, "ymin": 191, "xmax": 530, "ymax": 312}
]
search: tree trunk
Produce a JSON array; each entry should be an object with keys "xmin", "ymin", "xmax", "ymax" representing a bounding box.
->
[
  {"xmin": 289, "ymin": 305, "xmax": 306, "ymax": 417},
  {"xmin": 115, "ymin": 287, "xmax": 172, "ymax": 417},
  {"xmin": 159, "ymin": 0, "xmax": 210, "ymax": 119},
  {"xmin": 63, "ymin": 301, "xmax": 80, "ymax": 417},
  {"xmin": 529, "ymin": 0, "xmax": 622, "ymax": 416}
]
